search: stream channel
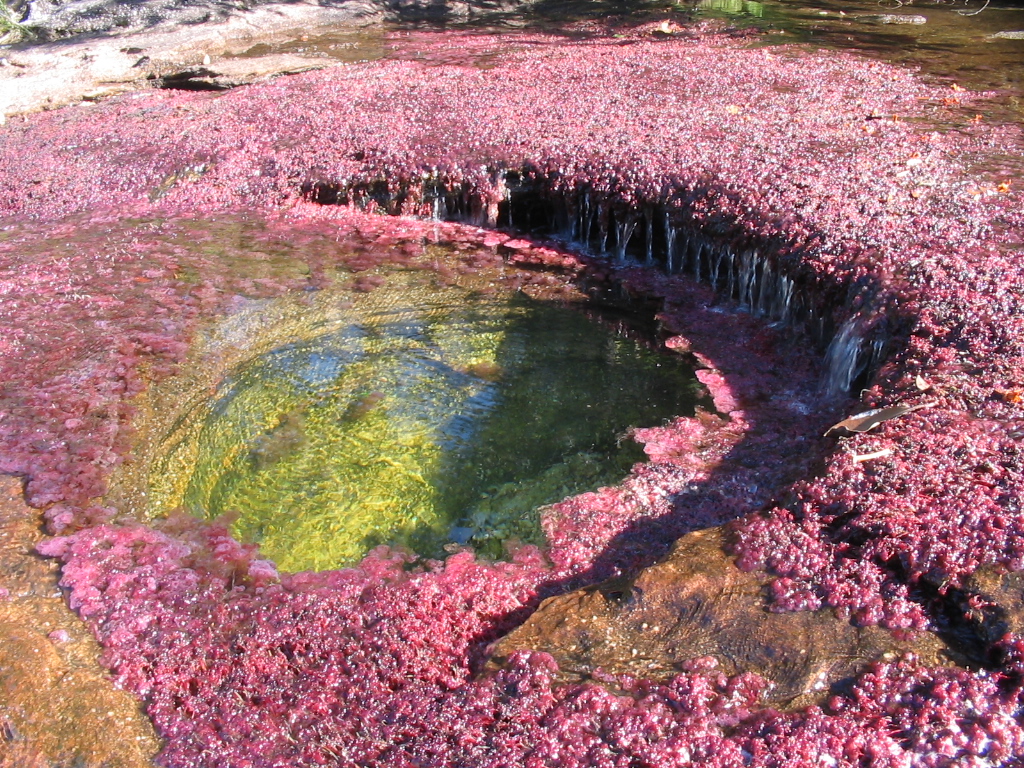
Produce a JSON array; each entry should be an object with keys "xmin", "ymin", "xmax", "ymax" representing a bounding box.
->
[{"xmin": 4, "ymin": 0, "xmax": 1024, "ymax": 765}]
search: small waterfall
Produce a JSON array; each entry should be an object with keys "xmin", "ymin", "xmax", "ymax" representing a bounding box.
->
[
  {"xmin": 614, "ymin": 216, "xmax": 638, "ymax": 262},
  {"xmin": 597, "ymin": 202, "xmax": 610, "ymax": 254},
  {"xmin": 755, "ymin": 263, "xmax": 772, "ymax": 317},
  {"xmin": 773, "ymin": 276, "xmax": 793, "ymax": 323},
  {"xmin": 579, "ymin": 193, "xmax": 593, "ymax": 247},
  {"xmin": 725, "ymin": 250, "xmax": 736, "ymax": 299},
  {"xmin": 710, "ymin": 247, "xmax": 724, "ymax": 290},
  {"xmin": 824, "ymin": 316, "xmax": 866, "ymax": 396},
  {"xmin": 643, "ymin": 207, "xmax": 655, "ymax": 265},
  {"xmin": 737, "ymin": 250, "xmax": 756, "ymax": 308},
  {"xmin": 505, "ymin": 176, "xmax": 516, "ymax": 229},
  {"xmin": 675, "ymin": 233, "xmax": 689, "ymax": 274},
  {"xmin": 867, "ymin": 337, "xmax": 887, "ymax": 379},
  {"xmin": 664, "ymin": 216, "xmax": 679, "ymax": 274},
  {"xmin": 304, "ymin": 171, "xmax": 884, "ymax": 396},
  {"xmin": 561, "ymin": 194, "xmax": 578, "ymax": 240}
]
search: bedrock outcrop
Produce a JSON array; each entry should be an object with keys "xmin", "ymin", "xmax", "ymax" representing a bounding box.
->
[
  {"xmin": 0, "ymin": 2, "xmax": 382, "ymax": 117},
  {"xmin": 11, "ymin": 0, "xmax": 531, "ymax": 41}
]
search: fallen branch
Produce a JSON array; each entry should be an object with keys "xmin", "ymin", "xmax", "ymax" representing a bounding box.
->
[{"xmin": 852, "ymin": 448, "xmax": 894, "ymax": 463}]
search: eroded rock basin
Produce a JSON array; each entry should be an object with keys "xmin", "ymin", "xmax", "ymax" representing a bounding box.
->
[
  {"xmin": 3, "ymin": 23, "xmax": 1024, "ymax": 767},
  {"xmin": 123, "ymin": 242, "xmax": 702, "ymax": 571}
]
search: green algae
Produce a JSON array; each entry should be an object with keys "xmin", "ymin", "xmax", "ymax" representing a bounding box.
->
[{"xmin": 148, "ymin": 264, "xmax": 698, "ymax": 572}]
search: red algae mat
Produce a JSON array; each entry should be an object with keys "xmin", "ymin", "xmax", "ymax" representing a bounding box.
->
[{"xmin": 3, "ymin": 25, "xmax": 1024, "ymax": 766}]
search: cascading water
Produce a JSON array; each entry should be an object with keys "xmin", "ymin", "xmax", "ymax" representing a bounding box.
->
[
  {"xmin": 643, "ymin": 207, "xmax": 655, "ymax": 265},
  {"xmin": 824, "ymin": 315, "xmax": 867, "ymax": 396},
  {"xmin": 308, "ymin": 169, "xmax": 885, "ymax": 396},
  {"xmin": 662, "ymin": 211, "xmax": 678, "ymax": 273},
  {"xmin": 614, "ymin": 215, "xmax": 638, "ymax": 262}
]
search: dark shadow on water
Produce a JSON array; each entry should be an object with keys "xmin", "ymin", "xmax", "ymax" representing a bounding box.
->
[
  {"xmin": 336, "ymin": 255, "xmax": 859, "ymax": 646},
  {"xmin": 434, "ymin": 268, "xmax": 868, "ymax": 669},
  {"xmin": 360, "ymin": 288, "xmax": 705, "ymax": 562}
]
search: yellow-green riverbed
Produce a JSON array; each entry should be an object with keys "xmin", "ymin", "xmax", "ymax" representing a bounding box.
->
[{"xmin": 144, "ymin": 260, "xmax": 699, "ymax": 572}]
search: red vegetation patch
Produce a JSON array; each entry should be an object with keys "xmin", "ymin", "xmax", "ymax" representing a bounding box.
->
[{"xmin": 1, "ymin": 26, "xmax": 1024, "ymax": 768}]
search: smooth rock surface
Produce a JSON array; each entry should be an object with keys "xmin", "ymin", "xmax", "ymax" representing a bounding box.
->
[
  {"xmin": 15, "ymin": 0, "xmax": 371, "ymax": 40},
  {"xmin": 11, "ymin": 0, "xmax": 530, "ymax": 40},
  {"xmin": 0, "ymin": 2, "xmax": 381, "ymax": 116}
]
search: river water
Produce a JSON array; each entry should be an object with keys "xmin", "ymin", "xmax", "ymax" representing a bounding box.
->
[
  {"xmin": 695, "ymin": 0, "xmax": 1024, "ymax": 124},
  {"xmin": 4, "ymin": 3, "xmax": 1024, "ymax": 766},
  {"xmin": 229, "ymin": 0, "xmax": 1024, "ymax": 165}
]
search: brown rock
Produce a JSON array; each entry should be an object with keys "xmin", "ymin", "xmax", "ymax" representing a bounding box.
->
[
  {"xmin": 0, "ymin": 477, "xmax": 161, "ymax": 766},
  {"xmin": 490, "ymin": 526, "xmax": 952, "ymax": 708}
]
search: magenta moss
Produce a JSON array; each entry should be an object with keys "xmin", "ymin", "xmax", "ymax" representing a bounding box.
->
[{"xmin": 3, "ymin": 26, "xmax": 1024, "ymax": 766}]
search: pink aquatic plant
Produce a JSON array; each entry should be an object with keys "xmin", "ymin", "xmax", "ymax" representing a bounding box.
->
[{"xmin": 1, "ymin": 24, "xmax": 1023, "ymax": 767}]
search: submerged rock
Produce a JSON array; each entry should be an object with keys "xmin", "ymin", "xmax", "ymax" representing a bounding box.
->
[
  {"xmin": 858, "ymin": 13, "xmax": 928, "ymax": 25},
  {"xmin": 963, "ymin": 565, "xmax": 1024, "ymax": 646},
  {"xmin": 0, "ymin": 478, "xmax": 159, "ymax": 765},
  {"xmin": 490, "ymin": 526, "xmax": 951, "ymax": 708}
]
